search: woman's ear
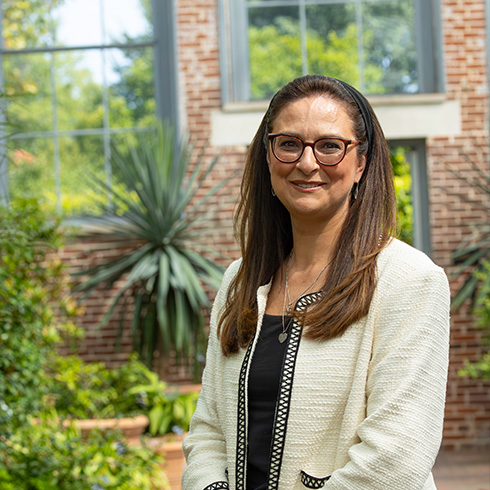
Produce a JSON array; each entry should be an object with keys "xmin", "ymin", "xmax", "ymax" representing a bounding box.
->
[{"xmin": 355, "ymin": 154, "xmax": 366, "ymax": 181}]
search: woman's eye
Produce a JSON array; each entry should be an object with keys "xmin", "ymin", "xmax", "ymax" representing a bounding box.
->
[
  {"xmin": 317, "ymin": 139, "xmax": 342, "ymax": 153},
  {"xmin": 279, "ymin": 138, "xmax": 301, "ymax": 150}
]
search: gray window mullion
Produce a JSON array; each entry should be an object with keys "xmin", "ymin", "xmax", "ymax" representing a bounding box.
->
[
  {"xmin": 299, "ymin": 0, "xmax": 308, "ymax": 75},
  {"xmin": 218, "ymin": 0, "xmax": 230, "ymax": 104},
  {"xmin": 415, "ymin": 0, "xmax": 442, "ymax": 93},
  {"xmin": 409, "ymin": 142, "xmax": 431, "ymax": 255},
  {"xmin": 230, "ymin": 0, "xmax": 251, "ymax": 102},
  {"xmin": 2, "ymin": 41, "xmax": 155, "ymax": 56},
  {"xmin": 9, "ymin": 127, "xmax": 154, "ymax": 140},
  {"xmin": 49, "ymin": 52, "xmax": 62, "ymax": 215},
  {"xmin": 355, "ymin": 0, "xmax": 365, "ymax": 92},
  {"xmin": 0, "ymin": 1, "xmax": 8, "ymax": 206},
  {"xmin": 100, "ymin": 0, "xmax": 112, "ymax": 205},
  {"xmin": 151, "ymin": 0, "xmax": 180, "ymax": 134},
  {"xmin": 49, "ymin": 5, "xmax": 62, "ymax": 214}
]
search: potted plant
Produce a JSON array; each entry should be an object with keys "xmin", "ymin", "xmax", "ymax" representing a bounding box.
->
[
  {"xmin": 44, "ymin": 353, "xmax": 199, "ymax": 487},
  {"xmin": 73, "ymin": 124, "xmax": 228, "ymax": 376},
  {"xmin": 127, "ymin": 368, "xmax": 200, "ymax": 487},
  {"xmin": 43, "ymin": 354, "xmax": 154, "ymax": 439}
]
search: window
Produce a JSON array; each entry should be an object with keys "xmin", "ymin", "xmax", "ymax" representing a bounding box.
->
[
  {"xmin": 389, "ymin": 141, "xmax": 431, "ymax": 254},
  {"xmin": 220, "ymin": 0, "xmax": 442, "ymax": 103},
  {"xmin": 0, "ymin": 0, "xmax": 178, "ymax": 214}
]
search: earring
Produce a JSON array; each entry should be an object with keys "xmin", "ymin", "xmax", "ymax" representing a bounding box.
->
[
  {"xmin": 352, "ymin": 182, "xmax": 359, "ymax": 200},
  {"xmin": 271, "ymin": 187, "xmax": 276, "ymax": 197}
]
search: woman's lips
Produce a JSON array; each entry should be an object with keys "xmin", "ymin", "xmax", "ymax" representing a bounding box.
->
[{"xmin": 290, "ymin": 181, "xmax": 325, "ymax": 191}]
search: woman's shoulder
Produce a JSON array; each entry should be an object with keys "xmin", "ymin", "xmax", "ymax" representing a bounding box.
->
[
  {"xmin": 376, "ymin": 238, "xmax": 449, "ymax": 296},
  {"xmin": 213, "ymin": 258, "xmax": 242, "ymax": 303},
  {"xmin": 377, "ymin": 238, "xmax": 444, "ymax": 276},
  {"xmin": 222, "ymin": 257, "xmax": 242, "ymax": 283}
]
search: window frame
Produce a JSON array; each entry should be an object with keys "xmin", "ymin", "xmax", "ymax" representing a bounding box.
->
[
  {"xmin": 219, "ymin": 0, "xmax": 444, "ymax": 104},
  {"xmin": 0, "ymin": 0, "xmax": 180, "ymax": 210}
]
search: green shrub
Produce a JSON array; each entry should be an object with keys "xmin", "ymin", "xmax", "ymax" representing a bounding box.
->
[
  {"xmin": 0, "ymin": 416, "xmax": 167, "ymax": 490},
  {"xmin": 458, "ymin": 261, "xmax": 490, "ymax": 380},
  {"xmin": 46, "ymin": 353, "xmax": 199, "ymax": 436},
  {"xmin": 0, "ymin": 200, "xmax": 168, "ymax": 488},
  {"xmin": 45, "ymin": 354, "xmax": 151, "ymax": 419},
  {"xmin": 0, "ymin": 199, "xmax": 79, "ymax": 427}
]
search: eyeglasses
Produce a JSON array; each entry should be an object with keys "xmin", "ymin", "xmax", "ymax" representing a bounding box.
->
[{"xmin": 268, "ymin": 133, "xmax": 360, "ymax": 166}]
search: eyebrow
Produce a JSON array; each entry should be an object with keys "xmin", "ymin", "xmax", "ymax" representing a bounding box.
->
[{"xmin": 276, "ymin": 132, "xmax": 348, "ymax": 140}]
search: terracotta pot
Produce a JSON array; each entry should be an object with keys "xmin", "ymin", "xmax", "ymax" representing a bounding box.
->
[{"xmin": 62, "ymin": 414, "xmax": 149, "ymax": 439}]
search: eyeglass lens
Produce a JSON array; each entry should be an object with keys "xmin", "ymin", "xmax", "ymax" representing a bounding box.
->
[{"xmin": 272, "ymin": 135, "xmax": 346, "ymax": 165}]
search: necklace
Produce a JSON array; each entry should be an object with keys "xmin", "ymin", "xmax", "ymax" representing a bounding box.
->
[{"xmin": 278, "ymin": 251, "xmax": 332, "ymax": 343}]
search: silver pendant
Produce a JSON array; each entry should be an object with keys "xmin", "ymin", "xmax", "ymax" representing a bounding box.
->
[{"xmin": 278, "ymin": 332, "xmax": 288, "ymax": 343}]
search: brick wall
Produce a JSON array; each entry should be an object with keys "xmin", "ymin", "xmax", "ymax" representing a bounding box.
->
[
  {"xmin": 428, "ymin": 0, "xmax": 490, "ymax": 449},
  {"xmin": 63, "ymin": 0, "xmax": 490, "ymax": 447},
  {"xmin": 177, "ymin": 0, "xmax": 242, "ymax": 260}
]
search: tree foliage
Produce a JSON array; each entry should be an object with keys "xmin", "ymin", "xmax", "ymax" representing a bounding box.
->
[
  {"xmin": 4, "ymin": 0, "xmax": 154, "ymax": 214},
  {"xmin": 248, "ymin": 20, "xmax": 384, "ymax": 100},
  {"xmin": 391, "ymin": 146, "xmax": 413, "ymax": 245},
  {"xmin": 248, "ymin": 0, "xmax": 416, "ymax": 100}
]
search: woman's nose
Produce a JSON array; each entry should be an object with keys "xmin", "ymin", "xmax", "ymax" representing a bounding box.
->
[{"xmin": 296, "ymin": 145, "xmax": 319, "ymax": 173}]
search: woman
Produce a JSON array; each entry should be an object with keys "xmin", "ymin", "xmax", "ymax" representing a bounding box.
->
[{"xmin": 182, "ymin": 75, "xmax": 450, "ymax": 490}]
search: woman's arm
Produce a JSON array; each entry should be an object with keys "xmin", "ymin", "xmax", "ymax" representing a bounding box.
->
[
  {"xmin": 325, "ymin": 264, "xmax": 450, "ymax": 489},
  {"xmin": 182, "ymin": 261, "xmax": 241, "ymax": 490}
]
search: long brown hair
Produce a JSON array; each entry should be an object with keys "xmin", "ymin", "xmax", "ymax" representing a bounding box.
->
[{"xmin": 218, "ymin": 75, "xmax": 396, "ymax": 355}]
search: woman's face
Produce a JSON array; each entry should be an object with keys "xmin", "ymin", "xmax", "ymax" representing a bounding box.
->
[{"xmin": 267, "ymin": 95, "xmax": 366, "ymax": 227}]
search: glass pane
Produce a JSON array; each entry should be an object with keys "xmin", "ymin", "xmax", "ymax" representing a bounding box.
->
[
  {"xmin": 4, "ymin": 53, "xmax": 53, "ymax": 132},
  {"xmin": 390, "ymin": 146, "xmax": 413, "ymax": 245},
  {"xmin": 362, "ymin": 0, "xmax": 418, "ymax": 94},
  {"xmin": 111, "ymin": 132, "xmax": 144, "ymax": 160},
  {"xmin": 8, "ymin": 137, "xmax": 56, "ymax": 211},
  {"xmin": 55, "ymin": 51, "xmax": 104, "ymax": 131},
  {"xmin": 2, "ymin": 0, "xmax": 53, "ymax": 49},
  {"xmin": 103, "ymin": 0, "xmax": 153, "ymax": 44},
  {"xmin": 106, "ymin": 132, "xmax": 154, "ymax": 212},
  {"xmin": 59, "ymin": 135, "xmax": 106, "ymax": 214},
  {"xmin": 248, "ymin": 6, "xmax": 302, "ymax": 100},
  {"xmin": 107, "ymin": 47, "xmax": 156, "ymax": 129},
  {"xmin": 52, "ymin": 0, "xmax": 103, "ymax": 47},
  {"xmin": 305, "ymin": 3, "xmax": 359, "ymax": 87}
]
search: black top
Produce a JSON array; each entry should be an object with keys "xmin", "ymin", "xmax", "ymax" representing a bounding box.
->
[{"xmin": 247, "ymin": 313, "xmax": 291, "ymax": 490}]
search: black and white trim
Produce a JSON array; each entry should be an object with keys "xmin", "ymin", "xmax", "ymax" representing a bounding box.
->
[
  {"xmin": 235, "ymin": 339, "xmax": 254, "ymax": 489},
  {"xmin": 268, "ymin": 292, "xmax": 322, "ymax": 489},
  {"xmin": 203, "ymin": 482, "xmax": 230, "ymax": 490},
  {"xmin": 300, "ymin": 470, "xmax": 331, "ymax": 488},
  {"xmin": 234, "ymin": 291, "xmax": 323, "ymax": 489}
]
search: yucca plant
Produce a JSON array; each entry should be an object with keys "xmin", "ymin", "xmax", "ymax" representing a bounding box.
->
[
  {"xmin": 442, "ymin": 148, "xmax": 490, "ymax": 380},
  {"xmin": 74, "ymin": 124, "xmax": 228, "ymax": 373},
  {"xmin": 446, "ymin": 148, "xmax": 490, "ymax": 312}
]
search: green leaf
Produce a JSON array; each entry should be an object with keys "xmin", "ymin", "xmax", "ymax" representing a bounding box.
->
[{"xmin": 149, "ymin": 404, "xmax": 165, "ymax": 435}]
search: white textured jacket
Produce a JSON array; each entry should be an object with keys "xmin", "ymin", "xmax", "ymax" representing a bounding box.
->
[{"xmin": 182, "ymin": 239, "xmax": 451, "ymax": 490}]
